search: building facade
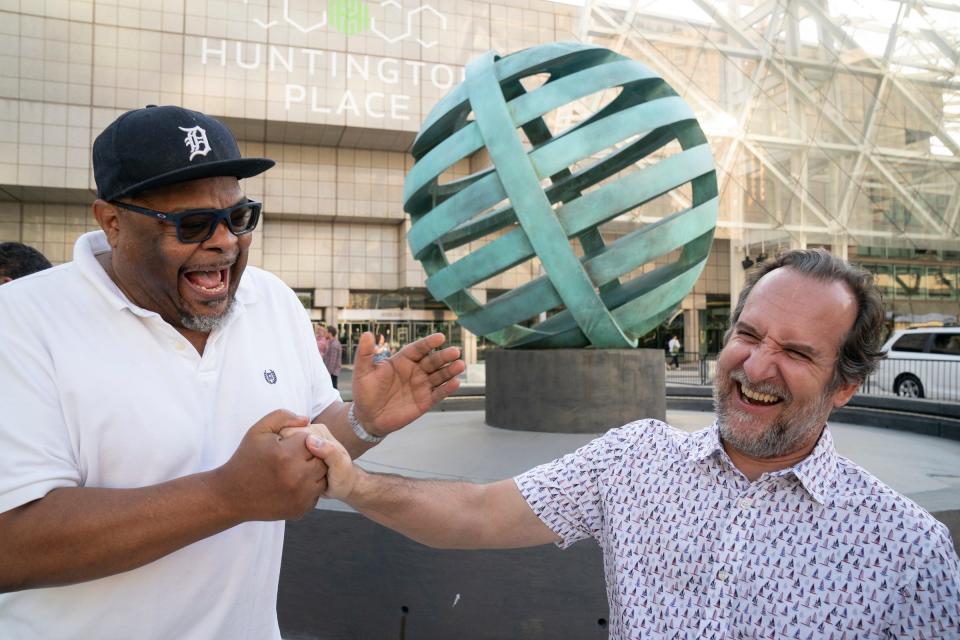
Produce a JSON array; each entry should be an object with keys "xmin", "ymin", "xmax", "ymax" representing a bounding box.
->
[{"xmin": 2, "ymin": 0, "xmax": 958, "ymax": 362}]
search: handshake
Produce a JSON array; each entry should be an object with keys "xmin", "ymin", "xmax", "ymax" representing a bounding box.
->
[
  {"xmin": 212, "ymin": 331, "xmax": 464, "ymax": 523},
  {"xmin": 282, "ymin": 420, "xmax": 359, "ymax": 504},
  {"xmin": 211, "ymin": 409, "xmax": 362, "ymax": 524}
]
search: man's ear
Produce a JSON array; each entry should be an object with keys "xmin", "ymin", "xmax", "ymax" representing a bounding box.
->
[
  {"xmin": 92, "ymin": 199, "xmax": 121, "ymax": 248},
  {"xmin": 831, "ymin": 380, "xmax": 859, "ymax": 409}
]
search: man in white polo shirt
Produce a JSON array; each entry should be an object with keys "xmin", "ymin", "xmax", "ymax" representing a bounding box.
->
[{"xmin": 0, "ymin": 105, "xmax": 464, "ymax": 639}]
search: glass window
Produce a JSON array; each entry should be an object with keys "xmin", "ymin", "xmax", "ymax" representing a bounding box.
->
[
  {"xmin": 702, "ymin": 299, "xmax": 730, "ymax": 355},
  {"xmin": 294, "ymin": 289, "xmax": 313, "ymax": 309},
  {"xmin": 348, "ymin": 289, "xmax": 447, "ymax": 311},
  {"xmin": 931, "ymin": 333, "xmax": 960, "ymax": 356},
  {"xmin": 894, "ymin": 265, "xmax": 925, "ymax": 299},
  {"xmin": 868, "ymin": 264, "xmax": 895, "ymax": 299},
  {"xmin": 926, "ymin": 267, "xmax": 957, "ymax": 300},
  {"xmin": 891, "ymin": 332, "xmax": 929, "ymax": 353}
]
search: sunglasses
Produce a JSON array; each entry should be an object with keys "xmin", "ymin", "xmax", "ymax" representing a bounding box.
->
[{"xmin": 110, "ymin": 199, "xmax": 262, "ymax": 244}]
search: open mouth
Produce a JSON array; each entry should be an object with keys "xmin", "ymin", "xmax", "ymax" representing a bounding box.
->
[
  {"xmin": 737, "ymin": 381, "xmax": 784, "ymax": 406},
  {"xmin": 181, "ymin": 266, "xmax": 230, "ymax": 299}
]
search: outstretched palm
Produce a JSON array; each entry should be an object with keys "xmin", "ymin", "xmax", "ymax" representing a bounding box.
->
[{"xmin": 350, "ymin": 331, "xmax": 465, "ymax": 435}]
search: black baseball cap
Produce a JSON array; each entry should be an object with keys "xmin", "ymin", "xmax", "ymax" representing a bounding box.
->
[{"xmin": 93, "ymin": 105, "xmax": 275, "ymax": 201}]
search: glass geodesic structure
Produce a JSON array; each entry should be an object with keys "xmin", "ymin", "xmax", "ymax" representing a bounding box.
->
[{"xmin": 575, "ymin": 0, "xmax": 960, "ymax": 263}]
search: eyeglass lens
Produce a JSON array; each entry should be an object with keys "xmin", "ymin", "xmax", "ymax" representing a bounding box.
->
[{"xmin": 179, "ymin": 203, "xmax": 258, "ymax": 242}]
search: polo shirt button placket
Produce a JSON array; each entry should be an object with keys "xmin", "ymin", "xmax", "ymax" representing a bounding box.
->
[{"xmin": 200, "ymin": 338, "xmax": 220, "ymax": 370}]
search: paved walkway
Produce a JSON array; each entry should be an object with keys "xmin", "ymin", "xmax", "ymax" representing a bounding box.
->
[{"xmin": 320, "ymin": 408, "xmax": 960, "ymax": 515}]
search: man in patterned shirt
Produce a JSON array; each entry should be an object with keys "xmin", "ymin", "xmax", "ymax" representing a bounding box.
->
[{"xmin": 301, "ymin": 249, "xmax": 960, "ymax": 638}]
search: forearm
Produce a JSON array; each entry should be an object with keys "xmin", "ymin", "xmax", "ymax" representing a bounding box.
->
[
  {"xmin": 303, "ymin": 411, "xmax": 557, "ymax": 550},
  {"xmin": 345, "ymin": 471, "xmax": 556, "ymax": 550},
  {"xmin": 346, "ymin": 471, "xmax": 489, "ymax": 548},
  {"xmin": 0, "ymin": 471, "xmax": 237, "ymax": 592}
]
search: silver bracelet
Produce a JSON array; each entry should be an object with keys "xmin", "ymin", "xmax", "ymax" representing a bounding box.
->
[{"xmin": 348, "ymin": 403, "xmax": 384, "ymax": 444}]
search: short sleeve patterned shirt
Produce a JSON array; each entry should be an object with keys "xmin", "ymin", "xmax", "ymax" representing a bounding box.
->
[{"xmin": 515, "ymin": 420, "xmax": 960, "ymax": 639}]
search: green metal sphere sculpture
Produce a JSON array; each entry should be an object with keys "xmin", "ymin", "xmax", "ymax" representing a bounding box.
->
[{"xmin": 403, "ymin": 42, "xmax": 718, "ymax": 348}]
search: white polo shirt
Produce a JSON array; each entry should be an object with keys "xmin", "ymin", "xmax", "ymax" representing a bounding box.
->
[{"xmin": 0, "ymin": 231, "xmax": 338, "ymax": 640}]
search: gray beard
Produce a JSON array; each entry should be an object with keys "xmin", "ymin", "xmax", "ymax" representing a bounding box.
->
[
  {"xmin": 179, "ymin": 297, "xmax": 235, "ymax": 334},
  {"xmin": 714, "ymin": 368, "xmax": 833, "ymax": 459},
  {"xmin": 716, "ymin": 403, "xmax": 821, "ymax": 458}
]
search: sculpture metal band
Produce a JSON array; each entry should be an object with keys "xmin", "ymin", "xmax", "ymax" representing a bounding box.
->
[{"xmin": 403, "ymin": 42, "xmax": 718, "ymax": 349}]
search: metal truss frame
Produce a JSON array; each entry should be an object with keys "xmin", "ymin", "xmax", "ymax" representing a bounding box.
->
[{"xmin": 577, "ymin": 0, "xmax": 960, "ymax": 251}]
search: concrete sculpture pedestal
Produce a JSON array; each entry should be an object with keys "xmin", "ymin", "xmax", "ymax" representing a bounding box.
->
[{"xmin": 485, "ymin": 349, "xmax": 665, "ymax": 433}]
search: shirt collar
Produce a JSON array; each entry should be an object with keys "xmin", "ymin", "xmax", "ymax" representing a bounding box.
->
[
  {"xmin": 73, "ymin": 230, "xmax": 258, "ymax": 315},
  {"xmin": 688, "ymin": 421, "xmax": 840, "ymax": 505},
  {"xmin": 785, "ymin": 426, "xmax": 839, "ymax": 504},
  {"xmin": 687, "ymin": 422, "xmax": 724, "ymax": 463}
]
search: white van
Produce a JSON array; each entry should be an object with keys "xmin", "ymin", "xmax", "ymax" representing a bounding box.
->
[{"xmin": 870, "ymin": 327, "xmax": 960, "ymax": 400}]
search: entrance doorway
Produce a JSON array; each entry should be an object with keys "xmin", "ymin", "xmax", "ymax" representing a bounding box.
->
[{"xmin": 335, "ymin": 320, "xmax": 463, "ymax": 364}]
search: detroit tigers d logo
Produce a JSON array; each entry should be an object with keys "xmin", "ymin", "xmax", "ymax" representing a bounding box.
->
[{"xmin": 178, "ymin": 125, "xmax": 211, "ymax": 161}]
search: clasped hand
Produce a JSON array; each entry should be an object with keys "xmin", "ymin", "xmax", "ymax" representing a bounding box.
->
[
  {"xmin": 214, "ymin": 332, "xmax": 462, "ymax": 520},
  {"xmin": 280, "ymin": 422, "xmax": 357, "ymax": 503},
  {"xmin": 213, "ymin": 409, "xmax": 329, "ymax": 522}
]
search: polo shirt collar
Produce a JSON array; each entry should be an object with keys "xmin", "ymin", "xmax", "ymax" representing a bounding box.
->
[
  {"xmin": 73, "ymin": 230, "xmax": 259, "ymax": 316},
  {"xmin": 688, "ymin": 421, "xmax": 840, "ymax": 505}
]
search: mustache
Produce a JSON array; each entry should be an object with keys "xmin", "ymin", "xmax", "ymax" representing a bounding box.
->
[
  {"xmin": 728, "ymin": 368, "xmax": 792, "ymax": 402},
  {"xmin": 180, "ymin": 256, "xmax": 238, "ymax": 274}
]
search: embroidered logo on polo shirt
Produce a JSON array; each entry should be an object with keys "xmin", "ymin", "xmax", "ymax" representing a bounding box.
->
[{"xmin": 264, "ymin": 369, "xmax": 278, "ymax": 384}]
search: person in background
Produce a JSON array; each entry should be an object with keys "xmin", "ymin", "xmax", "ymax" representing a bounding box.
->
[
  {"xmin": 0, "ymin": 242, "xmax": 53, "ymax": 284},
  {"xmin": 373, "ymin": 333, "xmax": 392, "ymax": 363},
  {"xmin": 324, "ymin": 325, "xmax": 343, "ymax": 389},
  {"xmin": 315, "ymin": 323, "xmax": 328, "ymax": 357},
  {"xmin": 668, "ymin": 334, "xmax": 681, "ymax": 369}
]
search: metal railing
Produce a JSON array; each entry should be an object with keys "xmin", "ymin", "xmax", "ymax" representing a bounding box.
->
[
  {"xmin": 862, "ymin": 357, "xmax": 960, "ymax": 403},
  {"xmin": 664, "ymin": 353, "xmax": 960, "ymax": 404},
  {"xmin": 664, "ymin": 353, "xmax": 717, "ymax": 386}
]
